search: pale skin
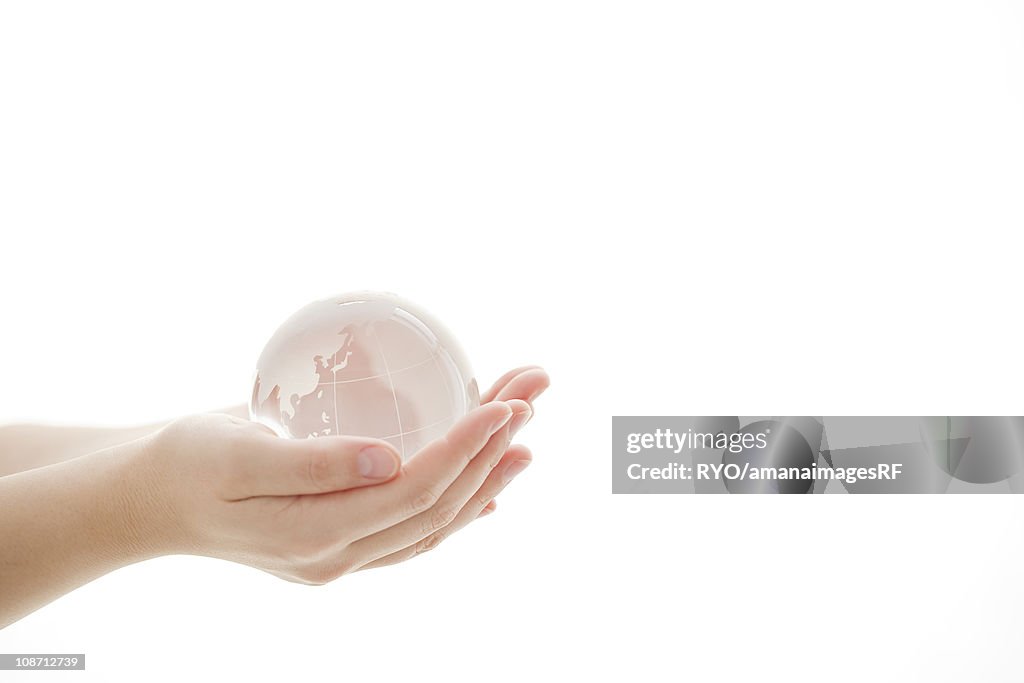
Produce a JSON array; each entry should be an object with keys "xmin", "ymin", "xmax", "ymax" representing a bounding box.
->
[{"xmin": 0, "ymin": 366, "xmax": 549, "ymax": 629}]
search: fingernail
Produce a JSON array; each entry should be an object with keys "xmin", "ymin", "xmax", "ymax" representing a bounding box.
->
[
  {"xmin": 479, "ymin": 503, "xmax": 496, "ymax": 517},
  {"xmin": 490, "ymin": 404, "xmax": 514, "ymax": 432},
  {"xmin": 509, "ymin": 407, "xmax": 532, "ymax": 437},
  {"xmin": 358, "ymin": 446, "xmax": 399, "ymax": 479},
  {"xmin": 502, "ymin": 459, "xmax": 530, "ymax": 484}
]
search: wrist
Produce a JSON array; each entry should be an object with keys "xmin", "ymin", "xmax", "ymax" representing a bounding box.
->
[{"xmin": 102, "ymin": 436, "xmax": 182, "ymax": 562}]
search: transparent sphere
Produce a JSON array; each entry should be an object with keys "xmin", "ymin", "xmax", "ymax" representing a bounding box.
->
[{"xmin": 250, "ymin": 292, "xmax": 480, "ymax": 459}]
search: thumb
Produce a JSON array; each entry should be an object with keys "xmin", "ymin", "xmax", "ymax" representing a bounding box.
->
[{"xmin": 230, "ymin": 432, "xmax": 402, "ymax": 498}]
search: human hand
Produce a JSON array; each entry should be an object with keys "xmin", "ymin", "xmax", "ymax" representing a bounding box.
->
[
  {"xmin": 129, "ymin": 366, "xmax": 548, "ymax": 584},
  {"xmin": 358, "ymin": 364, "xmax": 549, "ymax": 569}
]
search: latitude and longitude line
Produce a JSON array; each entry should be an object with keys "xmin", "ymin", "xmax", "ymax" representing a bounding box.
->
[
  {"xmin": 371, "ymin": 325, "xmax": 405, "ymax": 458},
  {"xmin": 315, "ymin": 353, "xmax": 440, "ymax": 385},
  {"xmin": 317, "ymin": 327, "xmax": 457, "ymax": 454}
]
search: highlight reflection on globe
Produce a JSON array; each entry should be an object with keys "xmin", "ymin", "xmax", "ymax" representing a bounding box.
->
[{"xmin": 250, "ymin": 292, "xmax": 479, "ymax": 460}]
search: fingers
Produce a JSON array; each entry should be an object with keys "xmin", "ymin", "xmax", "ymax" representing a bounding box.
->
[
  {"xmin": 491, "ymin": 367, "xmax": 550, "ymax": 404},
  {"xmin": 414, "ymin": 444, "xmax": 531, "ymax": 552},
  {"xmin": 357, "ymin": 444, "xmax": 532, "ymax": 571},
  {"xmin": 321, "ymin": 401, "xmax": 514, "ymax": 539},
  {"xmin": 343, "ymin": 401, "xmax": 530, "ymax": 566},
  {"xmin": 223, "ymin": 432, "xmax": 402, "ymax": 499},
  {"xmin": 481, "ymin": 366, "xmax": 550, "ymax": 404}
]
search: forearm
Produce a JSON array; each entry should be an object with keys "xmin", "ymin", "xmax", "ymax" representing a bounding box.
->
[
  {"xmin": 0, "ymin": 423, "xmax": 160, "ymax": 477},
  {"xmin": 0, "ymin": 405, "xmax": 247, "ymax": 477},
  {"xmin": 0, "ymin": 438, "xmax": 164, "ymax": 628}
]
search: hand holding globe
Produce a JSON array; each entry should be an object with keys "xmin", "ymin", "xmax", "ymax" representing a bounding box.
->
[
  {"xmin": 143, "ymin": 292, "xmax": 549, "ymax": 582},
  {"xmin": 0, "ymin": 293, "xmax": 548, "ymax": 626}
]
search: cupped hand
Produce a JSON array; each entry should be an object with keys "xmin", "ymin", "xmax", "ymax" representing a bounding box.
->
[
  {"xmin": 132, "ymin": 366, "xmax": 549, "ymax": 584},
  {"xmin": 358, "ymin": 364, "xmax": 550, "ymax": 570}
]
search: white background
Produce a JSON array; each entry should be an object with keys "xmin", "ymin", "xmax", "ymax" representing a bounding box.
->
[{"xmin": 2, "ymin": 1, "xmax": 1023, "ymax": 681}]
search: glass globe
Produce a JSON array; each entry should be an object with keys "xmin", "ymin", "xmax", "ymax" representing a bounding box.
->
[{"xmin": 250, "ymin": 292, "xmax": 480, "ymax": 459}]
